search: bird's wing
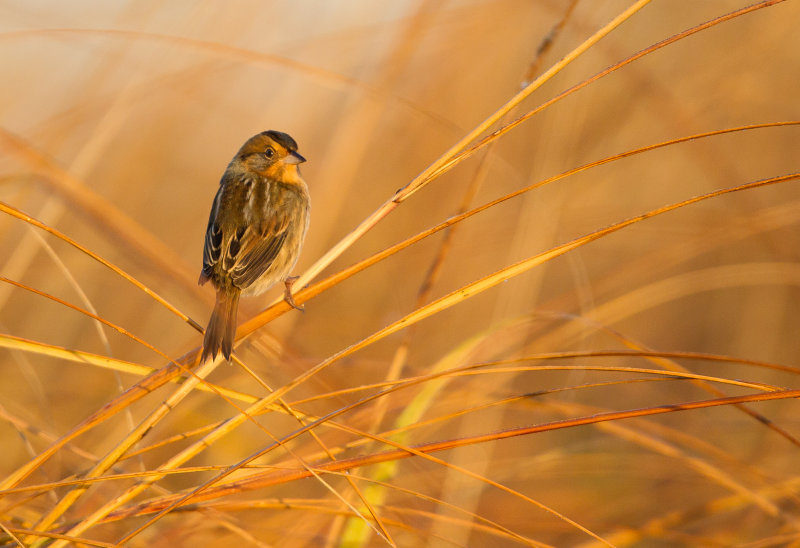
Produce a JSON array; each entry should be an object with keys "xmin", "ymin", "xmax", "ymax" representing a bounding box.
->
[
  {"xmin": 227, "ymin": 209, "xmax": 291, "ymax": 288},
  {"xmin": 201, "ymin": 172, "xmax": 298, "ymax": 290},
  {"xmin": 199, "ymin": 185, "xmax": 225, "ymax": 285}
]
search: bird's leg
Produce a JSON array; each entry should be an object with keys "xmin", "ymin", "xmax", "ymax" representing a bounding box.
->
[{"xmin": 283, "ymin": 276, "xmax": 304, "ymax": 311}]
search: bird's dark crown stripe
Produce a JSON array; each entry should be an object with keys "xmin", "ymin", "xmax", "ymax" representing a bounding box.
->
[{"xmin": 263, "ymin": 130, "xmax": 298, "ymax": 152}]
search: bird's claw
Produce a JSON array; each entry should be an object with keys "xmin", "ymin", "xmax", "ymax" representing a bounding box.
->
[{"xmin": 284, "ymin": 276, "xmax": 304, "ymax": 311}]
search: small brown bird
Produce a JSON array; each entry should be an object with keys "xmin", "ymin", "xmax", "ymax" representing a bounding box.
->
[{"xmin": 199, "ymin": 130, "xmax": 310, "ymax": 362}]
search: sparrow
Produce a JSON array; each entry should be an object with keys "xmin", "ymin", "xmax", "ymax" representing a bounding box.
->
[{"xmin": 199, "ymin": 130, "xmax": 310, "ymax": 362}]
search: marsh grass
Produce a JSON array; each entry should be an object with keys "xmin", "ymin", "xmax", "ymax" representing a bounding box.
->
[{"xmin": 1, "ymin": 0, "xmax": 799, "ymax": 546}]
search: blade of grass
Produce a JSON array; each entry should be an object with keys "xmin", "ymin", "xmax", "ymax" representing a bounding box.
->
[
  {"xmin": 46, "ymin": 362, "xmax": 393, "ymax": 548},
  {"xmin": 0, "ymin": 293, "xmax": 338, "ymax": 543},
  {"xmin": 290, "ymin": 0, "xmax": 653, "ymax": 296},
  {"xmin": 0, "ymin": 521, "xmax": 24, "ymax": 548},
  {"xmin": 545, "ymin": 401, "xmax": 800, "ymax": 529},
  {"xmin": 255, "ymin": 349, "xmax": 791, "ymax": 468},
  {"xmin": 112, "ymin": 171, "xmax": 799, "ymax": 541},
  {"xmin": 425, "ymin": 0, "xmax": 790, "ymax": 183},
  {"xmin": 582, "ymin": 476, "xmax": 800, "ymax": 547},
  {"xmin": 270, "ymin": 172, "xmax": 800, "ymax": 406},
  {"xmin": 0, "ymin": 333, "xmax": 257, "ymax": 404},
  {"xmin": 281, "ymin": 0, "xmax": 785, "ymax": 310},
  {"xmin": 237, "ymin": 121, "xmax": 800, "ymax": 344},
  {"xmin": 0, "ymin": 28, "xmax": 459, "ymax": 133},
  {"xmin": 3, "ymin": 528, "xmax": 117, "ymax": 548},
  {"xmin": 103, "ymin": 389, "xmax": 800, "ymax": 521},
  {"xmin": 114, "ymin": 350, "xmax": 791, "ymax": 545},
  {"xmin": 0, "ymin": 129, "xmax": 204, "ymax": 302},
  {"xmin": 342, "ymin": 1, "xmax": 584, "ymax": 537},
  {"xmin": 0, "ymin": 201, "xmax": 202, "ymax": 332},
  {"xmin": 580, "ymin": 314, "xmax": 800, "ymax": 448}
]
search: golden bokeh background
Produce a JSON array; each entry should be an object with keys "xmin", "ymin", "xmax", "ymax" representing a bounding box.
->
[{"xmin": 1, "ymin": 1, "xmax": 798, "ymax": 546}]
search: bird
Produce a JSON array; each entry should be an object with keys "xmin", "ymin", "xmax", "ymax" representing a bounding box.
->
[{"xmin": 199, "ymin": 130, "xmax": 310, "ymax": 362}]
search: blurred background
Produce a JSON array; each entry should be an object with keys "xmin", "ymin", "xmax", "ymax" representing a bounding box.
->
[{"xmin": 0, "ymin": 1, "xmax": 799, "ymax": 546}]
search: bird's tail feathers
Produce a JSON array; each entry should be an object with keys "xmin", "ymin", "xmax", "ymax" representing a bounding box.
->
[{"xmin": 201, "ymin": 289, "xmax": 240, "ymax": 362}]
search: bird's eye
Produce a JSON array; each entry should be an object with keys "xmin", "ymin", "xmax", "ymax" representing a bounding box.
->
[{"xmin": 264, "ymin": 147, "xmax": 275, "ymax": 159}]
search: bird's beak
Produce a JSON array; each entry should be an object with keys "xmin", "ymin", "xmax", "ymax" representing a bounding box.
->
[{"xmin": 285, "ymin": 150, "xmax": 306, "ymax": 165}]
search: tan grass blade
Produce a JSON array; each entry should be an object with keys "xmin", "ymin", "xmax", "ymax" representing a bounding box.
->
[
  {"xmin": 541, "ymin": 197, "xmax": 800, "ymax": 321},
  {"xmin": 0, "ymin": 276, "xmax": 270, "ymax": 437},
  {"xmin": 0, "ymin": 360, "xmax": 187, "ymax": 491},
  {"xmin": 26, "ymin": 356, "xmax": 220, "ymax": 545},
  {"xmin": 328, "ymin": 472, "xmax": 545, "ymax": 547},
  {"xmin": 0, "ymin": 129, "xmax": 204, "ymax": 301},
  {"xmin": 47, "ymin": 360, "xmax": 385, "ymax": 547},
  {"xmin": 115, "ymin": 350, "xmax": 794, "ymax": 545},
  {"xmin": 583, "ymin": 315, "xmax": 800, "ymax": 447},
  {"xmin": 0, "ymin": 404, "xmax": 104, "ymax": 469},
  {"xmin": 546, "ymin": 401, "xmax": 800, "ymax": 529},
  {"xmin": 109, "ymin": 359, "xmax": 729, "ymax": 545},
  {"xmin": 101, "ymin": 388, "xmax": 800, "ymax": 520},
  {"xmin": 290, "ymin": 0, "xmax": 653, "ymax": 297},
  {"xmin": 0, "ymin": 466, "xmax": 232, "ymax": 508},
  {"xmin": 427, "ymin": 0, "xmax": 790, "ymax": 182},
  {"xmin": 342, "ymin": 322, "xmax": 500, "ymax": 545},
  {"xmin": 229, "ymin": 354, "xmax": 396, "ymax": 545},
  {"xmin": 580, "ymin": 476, "xmax": 800, "ymax": 547},
  {"xmin": 225, "ymin": 348, "xmax": 791, "ymax": 469},
  {"xmin": 0, "ymin": 274, "xmax": 241, "ymax": 516},
  {"xmin": 38, "ymin": 352, "xmax": 354, "ymax": 546},
  {"xmin": 122, "ymin": 428, "xmax": 610, "ymax": 547},
  {"xmin": 279, "ymin": 0, "xmax": 785, "ymax": 310},
  {"xmin": 0, "ymin": 333, "xmax": 257, "ymax": 404},
  {"xmin": 237, "ymin": 121, "xmax": 800, "ymax": 345},
  {"xmin": 263, "ymin": 172, "xmax": 800, "ymax": 406},
  {"xmin": 0, "ymin": 334, "xmax": 379, "ymax": 544},
  {"xmin": 5, "ymin": 528, "xmax": 118, "ymax": 548},
  {"xmin": 164, "ymin": 496, "xmax": 553, "ymax": 547},
  {"xmin": 0, "ymin": 521, "xmax": 24, "ymax": 548},
  {"xmin": 0, "ymin": 201, "xmax": 202, "ymax": 331},
  {"xmin": 29, "ymin": 229, "xmax": 112, "ymax": 355},
  {"xmin": 0, "ymin": 28, "xmax": 455, "ymax": 130},
  {"xmin": 116, "ymin": 172, "xmax": 799, "ymax": 539}
]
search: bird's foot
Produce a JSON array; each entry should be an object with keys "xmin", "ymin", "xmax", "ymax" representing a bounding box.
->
[{"xmin": 283, "ymin": 276, "xmax": 304, "ymax": 311}]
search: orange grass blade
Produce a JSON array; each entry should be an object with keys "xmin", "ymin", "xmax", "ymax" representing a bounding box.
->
[
  {"xmin": 39, "ymin": 357, "xmax": 360, "ymax": 546},
  {"xmin": 290, "ymin": 0, "xmax": 653, "ymax": 296},
  {"xmin": 27, "ymin": 356, "xmax": 219, "ymax": 542},
  {"xmin": 0, "ymin": 333, "xmax": 257, "ymax": 404},
  {"xmin": 49, "ymin": 369, "xmax": 389, "ymax": 546},
  {"xmin": 0, "ymin": 201, "xmax": 202, "ymax": 332},
  {"xmin": 0, "ymin": 291, "xmax": 313, "ymax": 539},
  {"xmin": 0, "ymin": 28, "xmax": 454, "ymax": 131},
  {"xmin": 237, "ymin": 121, "xmax": 800, "ymax": 345},
  {"xmin": 105, "ymin": 388, "xmax": 800, "ymax": 521},
  {"xmin": 572, "ymin": 281, "xmax": 800, "ymax": 447},
  {"xmin": 270, "ymin": 174, "xmax": 799, "ymax": 407},
  {"xmin": 114, "ymin": 347, "xmax": 796, "ymax": 544},
  {"xmin": 279, "ymin": 0, "xmax": 785, "ymax": 309},
  {"xmin": 121, "ymin": 172, "xmax": 800, "ymax": 538},
  {"xmin": 5, "ymin": 528, "xmax": 118, "ymax": 548},
  {"xmin": 0, "ymin": 521, "xmax": 24, "ymax": 548},
  {"xmin": 545, "ymin": 401, "xmax": 799, "ymax": 528},
  {"xmin": 0, "ymin": 129, "xmax": 204, "ymax": 300},
  {"xmin": 426, "ymin": 0, "xmax": 791, "ymax": 183},
  {"xmin": 0, "ymin": 359, "xmax": 189, "ymax": 490}
]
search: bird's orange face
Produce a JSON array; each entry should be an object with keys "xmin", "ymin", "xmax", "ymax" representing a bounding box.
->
[{"xmin": 237, "ymin": 133, "xmax": 306, "ymax": 184}]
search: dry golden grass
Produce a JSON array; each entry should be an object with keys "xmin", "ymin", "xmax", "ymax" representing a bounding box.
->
[{"xmin": 1, "ymin": 1, "xmax": 799, "ymax": 546}]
